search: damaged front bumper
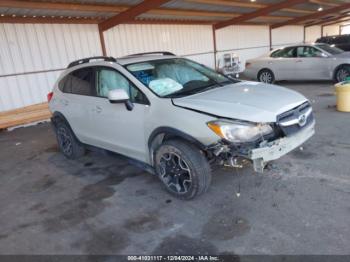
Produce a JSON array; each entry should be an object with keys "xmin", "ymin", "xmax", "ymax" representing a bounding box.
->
[{"xmin": 248, "ymin": 121, "xmax": 315, "ymax": 172}]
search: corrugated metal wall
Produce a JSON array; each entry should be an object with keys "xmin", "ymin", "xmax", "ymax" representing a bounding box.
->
[
  {"xmin": 0, "ymin": 23, "xmax": 102, "ymax": 112},
  {"xmin": 323, "ymin": 24, "xmax": 340, "ymax": 36},
  {"xmin": 0, "ymin": 22, "xmax": 306, "ymax": 113},
  {"xmin": 215, "ymin": 25, "xmax": 270, "ymax": 70},
  {"xmin": 305, "ymin": 26, "xmax": 321, "ymax": 43},
  {"xmin": 103, "ymin": 24, "xmax": 215, "ymax": 68},
  {"xmin": 271, "ymin": 26, "xmax": 304, "ymax": 49}
]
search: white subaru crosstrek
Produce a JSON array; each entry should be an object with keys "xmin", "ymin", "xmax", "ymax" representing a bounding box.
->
[{"xmin": 48, "ymin": 53, "xmax": 315, "ymax": 200}]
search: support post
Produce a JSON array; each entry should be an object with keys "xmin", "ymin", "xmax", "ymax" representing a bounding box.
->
[
  {"xmin": 99, "ymin": 29, "xmax": 107, "ymax": 56},
  {"xmin": 212, "ymin": 25, "xmax": 217, "ymax": 70},
  {"xmin": 269, "ymin": 25, "xmax": 272, "ymax": 50}
]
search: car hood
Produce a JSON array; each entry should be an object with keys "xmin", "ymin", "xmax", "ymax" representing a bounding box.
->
[{"xmin": 172, "ymin": 81, "xmax": 308, "ymax": 123}]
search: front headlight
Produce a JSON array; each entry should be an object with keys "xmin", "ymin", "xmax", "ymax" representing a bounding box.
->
[{"xmin": 207, "ymin": 120, "xmax": 273, "ymax": 143}]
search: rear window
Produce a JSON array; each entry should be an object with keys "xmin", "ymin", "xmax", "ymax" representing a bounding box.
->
[
  {"xmin": 58, "ymin": 68, "xmax": 94, "ymax": 96},
  {"xmin": 316, "ymin": 44, "xmax": 344, "ymax": 55}
]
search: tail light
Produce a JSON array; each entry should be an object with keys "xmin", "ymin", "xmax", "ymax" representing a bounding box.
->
[
  {"xmin": 47, "ymin": 92, "xmax": 54, "ymax": 102},
  {"xmin": 245, "ymin": 62, "xmax": 252, "ymax": 68}
]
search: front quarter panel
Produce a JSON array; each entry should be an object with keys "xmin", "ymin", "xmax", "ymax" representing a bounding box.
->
[{"xmin": 144, "ymin": 98, "xmax": 221, "ymax": 163}]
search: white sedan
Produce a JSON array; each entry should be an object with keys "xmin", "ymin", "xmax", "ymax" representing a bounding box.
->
[{"xmin": 244, "ymin": 43, "xmax": 350, "ymax": 83}]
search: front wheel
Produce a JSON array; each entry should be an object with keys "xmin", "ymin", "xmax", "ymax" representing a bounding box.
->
[
  {"xmin": 258, "ymin": 69, "xmax": 275, "ymax": 84},
  {"xmin": 154, "ymin": 140, "xmax": 212, "ymax": 200}
]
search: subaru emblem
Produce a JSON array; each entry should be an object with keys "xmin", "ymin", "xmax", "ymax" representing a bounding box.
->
[{"xmin": 298, "ymin": 114, "xmax": 307, "ymax": 127}]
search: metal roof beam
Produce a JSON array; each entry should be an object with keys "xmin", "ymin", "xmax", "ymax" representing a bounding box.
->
[
  {"xmin": 271, "ymin": 3, "xmax": 350, "ymax": 29},
  {"xmin": 98, "ymin": 0, "xmax": 171, "ymax": 31},
  {"xmin": 186, "ymin": 0, "xmax": 313, "ymax": 14},
  {"xmin": 214, "ymin": 0, "xmax": 308, "ymax": 30},
  {"xmin": 305, "ymin": 13, "xmax": 349, "ymax": 27},
  {"xmin": 322, "ymin": 17, "xmax": 350, "ymax": 27}
]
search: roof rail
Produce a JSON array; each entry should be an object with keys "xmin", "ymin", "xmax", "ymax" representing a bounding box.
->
[
  {"xmin": 122, "ymin": 51, "xmax": 176, "ymax": 58},
  {"xmin": 67, "ymin": 56, "xmax": 117, "ymax": 68}
]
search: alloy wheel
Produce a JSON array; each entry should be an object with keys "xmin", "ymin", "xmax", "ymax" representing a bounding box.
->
[
  {"xmin": 260, "ymin": 71, "xmax": 273, "ymax": 83},
  {"xmin": 57, "ymin": 127, "xmax": 73, "ymax": 156},
  {"xmin": 337, "ymin": 68, "xmax": 349, "ymax": 82},
  {"xmin": 159, "ymin": 152, "xmax": 192, "ymax": 194}
]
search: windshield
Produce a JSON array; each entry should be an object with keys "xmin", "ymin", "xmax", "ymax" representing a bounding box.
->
[
  {"xmin": 317, "ymin": 44, "xmax": 344, "ymax": 55},
  {"xmin": 126, "ymin": 58, "xmax": 235, "ymax": 98}
]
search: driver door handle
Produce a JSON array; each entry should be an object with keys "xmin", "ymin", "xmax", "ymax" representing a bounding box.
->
[{"xmin": 296, "ymin": 60, "xmax": 303, "ymax": 63}]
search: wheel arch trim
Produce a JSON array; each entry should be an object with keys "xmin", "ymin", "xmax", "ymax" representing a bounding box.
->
[
  {"xmin": 148, "ymin": 127, "xmax": 207, "ymax": 165},
  {"xmin": 51, "ymin": 111, "xmax": 82, "ymax": 143}
]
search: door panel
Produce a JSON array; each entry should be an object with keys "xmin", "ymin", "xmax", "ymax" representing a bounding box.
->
[
  {"xmin": 294, "ymin": 46, "xmax": 330, "ymax": 80},
  {"xmin": 86, "ymin": 67, "xmax": 150, "ymax": 162},
  {"xmin": 58, "ymin": 67, "xmax": 96, "ymax": 143},
  {"xmin": 88, "ymin": 98, "xmax": 149, "ymax": 162},
  {"xmin": 269, "ymin": 58, "xmax": 297, "ymax": 80},
  {"xmin": 269, "ymin": 47, "xmax": 297, "ymax": 80}
]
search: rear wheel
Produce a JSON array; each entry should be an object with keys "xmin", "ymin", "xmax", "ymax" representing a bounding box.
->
[
  {"xmin": 154, "ymin": 140, "xmax": 211, "ymax": 200},
  {"xmin": 258, "ymin": 69, "xmax": 275, "ymax": 84},
  {"xmin": 55, "ymin": 120, "xmax": 85, "ymax": 159},
  {"xmin": 335, "ymin": 66, "xmax": 350, "ymax": 83}
]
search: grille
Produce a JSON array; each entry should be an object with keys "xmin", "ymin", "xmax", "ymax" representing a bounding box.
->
[{"xmin": 277, "ymin": 102, "xmax": 314, "ymax": 136}]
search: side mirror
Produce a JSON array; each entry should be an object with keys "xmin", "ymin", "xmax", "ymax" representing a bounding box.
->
[{"xmin": 107, "ymin": 89, "xmax": 134, "ymax": 111}]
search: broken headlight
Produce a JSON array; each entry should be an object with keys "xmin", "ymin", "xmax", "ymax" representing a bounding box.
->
[{"xmin": 207, "ymin": 120, "xmax": 273, "ymax": 143}]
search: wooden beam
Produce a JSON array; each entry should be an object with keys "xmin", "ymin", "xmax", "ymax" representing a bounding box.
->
[
  {"xmin": 0, "ymin": 16, "xmax": 101, "ymax": 24},
  {"xmin": 0, "ymin": 103, "xmax": 51, "ymax": 130},
  {"xmin": 99, "ymin": 30, "xmax": 107, "ymax": 56},
  {"xmin": 214, "ymin": 0, "xmax": 307, "ymax": 30},
  {"xmin": 126, "ymin": 20, "xmax": 215, "ymax": 25},
  {"xmin": 186, "ymin": 0, "xmax": 313, "ymax": 14},
  {"xmin": 99, "ymin": 0, "xmax": 171, "ymax": 31},
  {"xmin": 149, "ymin": 9, "xmax": 290, "ymax": 20},
  {"xmin": 309, "ymin": 0, "xmax": 340, "ymax": 7},
  {"xmin": 271, "ymin": 3, "xmax": 350, "ymax": 29}
]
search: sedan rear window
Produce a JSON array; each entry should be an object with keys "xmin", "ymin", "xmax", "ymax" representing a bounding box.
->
[{"xmin": 316, "ymin": 44, "xmax": 344, "ymax": 55}]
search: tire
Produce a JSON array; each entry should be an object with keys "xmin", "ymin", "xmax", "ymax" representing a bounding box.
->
[
  {"xmin": 54, "ymin": 119, "xmax": 85, "ymax": 159},
  {"xmin": 335, "ymin": 66, "xmax": 350, "ymax": 83},
  {"xmin": 154, "ymin": 140, "xmax": 212, "ymax": 200},
  {"xmin": 258, "ymin": 69, "xmax": 275, "ymax": 84}
]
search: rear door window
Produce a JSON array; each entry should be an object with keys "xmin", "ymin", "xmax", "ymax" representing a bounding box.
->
[
  {"xmin": 70, "ymin": 68, "xmax": 94, "ymax": 96},
  {"xmin": 296, "ymin": 46, "xmax": 323, "ymax": 57},
  {"xmin": 271, "ymin": 47, "xmax": 296, "ymax": 58}
]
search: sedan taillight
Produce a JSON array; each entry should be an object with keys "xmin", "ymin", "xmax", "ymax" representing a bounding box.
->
[
  {"xmin": 245, "ymin": 62, "xmax": 252, "ymax": 68},
  {"xmin": 47, "ymin": 92, "xmax": 54, "ymax": 102}
]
